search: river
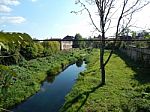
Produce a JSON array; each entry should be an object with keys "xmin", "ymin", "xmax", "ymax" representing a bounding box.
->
[{"xmin": 12, "ymin": 61, "xmax": 86, "ymax": 112}]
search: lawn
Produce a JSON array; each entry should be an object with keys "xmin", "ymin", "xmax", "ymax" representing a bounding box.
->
[{"xmin": 61, "ymin": 49, "xmax": 150, "ymax": 112}]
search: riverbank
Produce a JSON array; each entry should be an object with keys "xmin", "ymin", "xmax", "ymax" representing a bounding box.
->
[
  {"xmin": 13, "ymin": 61, "xmax": 86, "ymax": 112},
  {"xmin": 0, "ymin": 49, "xmax": 88, "ymax": 110},
  {"xmin": 61, "ymin": 49, "xmax": 150, "ymax": 112}
]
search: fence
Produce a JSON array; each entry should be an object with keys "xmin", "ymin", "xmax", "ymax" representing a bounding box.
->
[{"xmin": 120, "ymin": 47, "xmax": 150, "ymax": 66}]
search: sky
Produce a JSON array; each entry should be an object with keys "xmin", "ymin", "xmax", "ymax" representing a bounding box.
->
[{"xmin": 0, "ymin": 0, "xmax": 150, "ymax": 39}]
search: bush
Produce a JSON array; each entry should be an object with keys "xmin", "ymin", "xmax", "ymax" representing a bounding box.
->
[
  {"xmin": 0, "ymin": 65, "xmax": 16, "ymax": 100},
  {"xmin": 42, "ymin": 41, "xmax": 60, "ymax": 56},
  {"xmin": 47, "ymin": 64, "xmax": 62, "ymax": 76},
  {"xmin": 0, "ymin": 32, "xmax": 34, "ymax": 64},
  {"xmin": 20, "ymin": 43, "xmax": 38, "ymax": 60},
  {"xmin": 36, "ymin": 42, "xmax": 44, "ymax": 57}
]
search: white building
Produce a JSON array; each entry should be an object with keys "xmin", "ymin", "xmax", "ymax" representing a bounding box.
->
[{"xmin": 61, "ymin": 36, "xmax": 74, "ymax": 50}]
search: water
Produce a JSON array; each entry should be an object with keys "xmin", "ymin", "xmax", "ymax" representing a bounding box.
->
[{"xmin": 12, "ymin": 62, "xmax": 86, "ymax": 112}]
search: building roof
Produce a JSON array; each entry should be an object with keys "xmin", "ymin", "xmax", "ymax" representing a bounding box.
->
[{"xmin": 63, "ymin": 35, "xmax": 74, "ymax": 40}]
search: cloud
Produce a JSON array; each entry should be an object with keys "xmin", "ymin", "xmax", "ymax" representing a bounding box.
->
[
  {"xmin": 0, "ymin": 5, "xmax": 12, "ymax": 13},
  {"xmin": 0, "ymin": 16, "xmax": 26, "ymax": 24},
  {"xmin": 0, "ymin": 0, "xmax": 26, "ymax": 25},
  {"xmin": 31, "ymin": 0, "xmax": 38, "ymax": 2},
  {"xmin": 0, "ymin": 0, "xmax": 20, "ymax": 6}
]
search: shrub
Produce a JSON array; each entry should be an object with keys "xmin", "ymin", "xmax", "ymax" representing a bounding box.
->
[
  {"xmin": 42, "ymin": 41, "xmax": 60, "ymax": 56},
  {"xmin": 20, "ymin": 43, "xmax": 38, "ymax": 60},
  {"xmin": 47, "ymin": 64, "xmax": 62, "ymax": 76}
]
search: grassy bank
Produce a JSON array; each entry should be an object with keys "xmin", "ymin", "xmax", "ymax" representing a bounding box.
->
[
  {"xmin": 61, "ymin": 49, "xmax": 150, "ymax": 112},
  {"xmin": 0, "ymin": 49, "xmax": 87, "ymax": 110}
]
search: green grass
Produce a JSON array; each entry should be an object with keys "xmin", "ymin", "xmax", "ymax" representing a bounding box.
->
[{"xmin": 61, "ymin": 49, "xmax": 150, "ymax": 112}]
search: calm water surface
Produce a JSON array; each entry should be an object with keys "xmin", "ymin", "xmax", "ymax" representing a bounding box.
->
[{"xmin": 12, "ymin": 62, "xmax": 86, "ymax": 112}]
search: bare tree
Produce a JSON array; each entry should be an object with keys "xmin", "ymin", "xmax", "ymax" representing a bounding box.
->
[{"xmin": 73, "ymin": 0, "xmax": 150, "ymax": 85}]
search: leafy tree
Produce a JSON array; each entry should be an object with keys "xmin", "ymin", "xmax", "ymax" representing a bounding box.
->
[
  {"xmin": 42, "ymin": 41, "xmax": 60, "ymax": 56},
  {"xmin": 142, "ymin": 30, "xmax": 150, "ymax": 48},
  {"xmin": 0, "ymin": 32, "xmax": 34, "ymax": 64},
  {"xmin": 20, "ymin": 43, "xmax": 38, "ymax": 60},
  {"xmin": 53, "ymin": 41, "xmax": 61, "ymax": 53},
  {"xmin": 142, "ymin": 30, "xmax": 150, "ymax": 39},
  {"xmin": 131, "ymin": 31, "xmax": 136, "ymax": 39},
  {"xmin": 35, "ymin": 42, "xmax": 44, "ymax": 57},
  {"xmin": 73, "ymin": 33, "xmax": 84, "ymax": 48}
]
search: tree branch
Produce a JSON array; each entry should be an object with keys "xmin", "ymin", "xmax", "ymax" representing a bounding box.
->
[
  {"xmin": 76, "ymin": 0, "xmax": 101, "ymax": 33},
  {"xmin": 104, "ymin": 50, "xmax": 113, "ymax": 66},
  {"xmin": 104, "ymin": 0, "xmax": 114, "ymax": 23},
  {"xmin": 123, "ymin": 1, "xmax": 150, "ymax": 17},
  {"xmin": 115, "ymin": 0, "xmax": 128, "ymax": 40},
  {"xmin": 104, "ymin": 0, "xmax": 128, "ymax": 67}
]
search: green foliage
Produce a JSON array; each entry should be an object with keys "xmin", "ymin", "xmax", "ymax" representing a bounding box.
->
[
  {"xmin": 135, "ymin": 41, "xmax": 148, "ymax": 48},
  {"xmin": 42, "ymin": 41, "xmax": 60, "ymax": 56},
  {"xmin": 47, "ymin": 64, "xmax": 62, "ymax": 76},
  {"xmin": 0, "ymin": 49, "xmax": 87, "ymax": 109},
  {"xmin": 131, "ymin": 31, "xmax": 136, "ymax": 39},
  {"xmin": 36, "ymin": 42, "xmax": 44, "ymax": 57},
  {"xmin": 73, "ymin": 33, "xmax": 86, "ymax": 48},
  {"xmin": 0, "ymin": 32, "xmax": 33, "ymax": 65},
  {"xmin": 0, "ymin": 65, "xmax": 16, "ymax": 100},
  {"xmin": 0, "ymin": 42, "xmax": 9, "ymax": 52},
  {"xmin": 0, "ymin": 32, "xmax": 61, "ymax": 64},
  {"xmin": 20, "ymin": 43, "xmax": 38, "ymax": 60},
  {"xmin": 0, "ymin": 32, "xmax": 32, "ymax": 44}
]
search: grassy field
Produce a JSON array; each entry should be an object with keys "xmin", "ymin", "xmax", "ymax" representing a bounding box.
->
[{"xmin": 61, "ymin": 49, "xmax": 150, "ymax": 112}]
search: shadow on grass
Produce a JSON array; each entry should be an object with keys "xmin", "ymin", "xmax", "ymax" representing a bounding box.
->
[
  {"xmin": 60, "ymin": 83, "xmax": 103, "ymax": 112},
  {"xmin": 115, "ymin": 50, "xmax": 150, "ymax": 84}
]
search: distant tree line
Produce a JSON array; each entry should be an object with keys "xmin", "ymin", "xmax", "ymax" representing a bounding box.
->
[
  {"xmin": 118, "ymin": 29, "xmax": 150, "ymax": 49},
  {"xmin": 73, "ymin": 30, "xmax": 150, "ymax": 50},
  {"xmin": 73, "ymin": 33, "xmax": 102, "ymax": 49},
  {"xmin": 0, "ymin": 31, "xmax": 149, "ymax": 65}
]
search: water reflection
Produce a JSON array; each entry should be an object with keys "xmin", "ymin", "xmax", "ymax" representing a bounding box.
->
[
  {"xmin": 46, "ymin": 59, "xmax": 84, "ymax": 84},
  {"xmin": 76, "ymin": 59, "xmax": 83, "ymax": 67},
  {"xmin": 46, "ymin": 75, "xmax": 56, "ymax": 83},
  {"xmin": 13, "ymin": 61, "xmax": 86, "ymax": 112}
]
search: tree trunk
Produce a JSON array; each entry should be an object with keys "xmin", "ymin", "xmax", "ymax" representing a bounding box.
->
[
  {"xmin": 100, "ymin": 30, "xmax": 105, "ymax": 85},
  {"xmin": 100, "ymin": 46, "xmax": 105, "ymax": 85},
  {"xmin": 101, "ymin": 64, "xmax": 105, "ymax": 85}
]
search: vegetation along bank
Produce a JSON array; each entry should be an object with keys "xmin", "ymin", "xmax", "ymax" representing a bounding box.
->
[
  {"xmin": 61, "ymin": 49, "xmax": 150, "ymax": 112},
  {"xmin": 0, "ymin": 32, "xmax": 89, "ymax": 110},
  {"xmin": 0, "ymin": 48, "xmax": 89, "ymax": 110}
]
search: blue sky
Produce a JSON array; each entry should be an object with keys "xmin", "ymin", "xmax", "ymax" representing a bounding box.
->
[
  {"xmin": 0, "ymin": 0, "xmax": 90, "ymax": 39},
  {"xmin": 0, "ymin": 0, "xmax": 150, "ymax": 39}
]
